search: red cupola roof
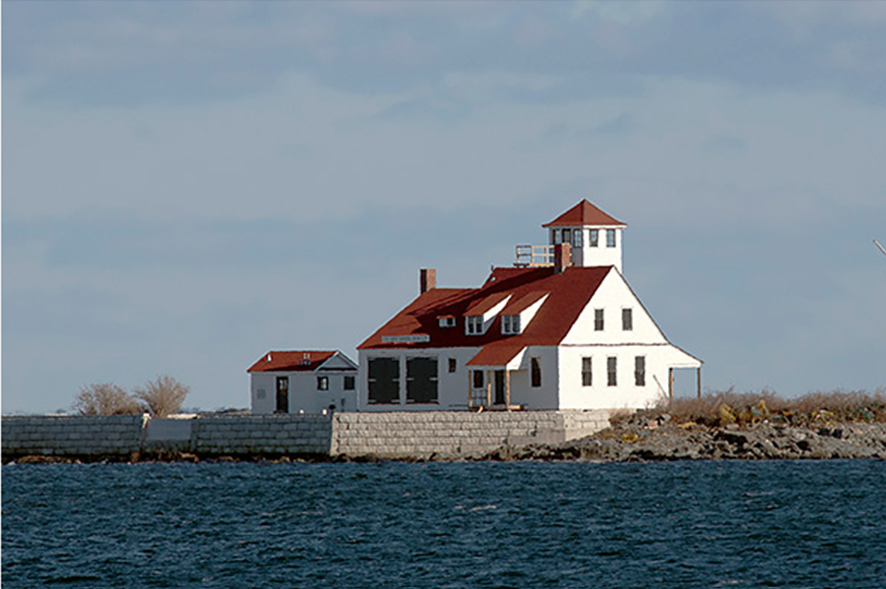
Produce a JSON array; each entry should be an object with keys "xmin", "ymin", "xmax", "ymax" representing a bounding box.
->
[{"xmin": 542, "ymin": 199, "xmax": 626, "ymax": 228}]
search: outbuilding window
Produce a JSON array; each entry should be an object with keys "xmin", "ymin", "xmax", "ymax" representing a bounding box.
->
[
  {"xmin": 448, "ymin": 358, "xmax": 457, "ymax": 373},
  {"xmin": 344, "ymin": 376, "xmax": 355, "ymax": 390},
  {"xmin": 473, "ymin": 370, "xmax": 484, "ymax": 389}
]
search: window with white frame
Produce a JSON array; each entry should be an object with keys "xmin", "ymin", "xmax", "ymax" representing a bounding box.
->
[
  {"xmin": 317, "ymin": 376, "xmax": 329, "ymax": 391},
  {"xmin": 635, "ymin": 356, "xmax": 646, "ymax": 387},
  {"xmin": 502, "ymin": 315, "xmax": 521, "ymax": 335},
  {"xmin": 438, "ymin": 316, "xmax": 456, "ymax": 328},
  {"xmin": 606, "ymin": 229, "xmax": 616, "ymax": 248},
  {"xmin": 589, "ymin": 229, "xmax": 599, "ymax": 247},
  {"xmin": 466, "ymin": 316, "xmax": 483, "ymax": 335},
  {"xmin": 622, "ymin": 308, "xmax": 633, "ymax": 331},
  {"xmin": 573, "ymin": 229, "xmax": 583, "ymax": 248},
  {"xmin": 607, "ymin": 357, "xmax": 617, "ymax": 386},
  {"xmin": 582, "ymin": 357, "xmax": 592, "ymax": 387}
]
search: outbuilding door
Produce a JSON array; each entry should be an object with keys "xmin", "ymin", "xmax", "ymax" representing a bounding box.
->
[{"xmin": 276, "ymin": 376, "xmax": 289, "ymax": 413}]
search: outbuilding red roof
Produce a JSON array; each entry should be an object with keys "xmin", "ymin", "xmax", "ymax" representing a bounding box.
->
[
  {"xmin": 247, "ymin": 350, "xmax": 338, "ymax": 373},
  {"xmin": 358, "ymin": 265, "xmax": 613, "ymax": 366},
  {"xmin": 542, "ymin": 199, "xmax": 626, "ymax": 228}
]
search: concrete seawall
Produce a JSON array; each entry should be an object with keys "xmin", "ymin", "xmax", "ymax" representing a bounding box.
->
[{"xmin": 1, "ymin": 411, "xmax": 612, "ymax": 462}]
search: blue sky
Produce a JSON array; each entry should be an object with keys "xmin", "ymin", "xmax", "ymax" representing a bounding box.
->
[{"xmin": 4, "ymin": 1, "xmax": 886, "ymax": 414}]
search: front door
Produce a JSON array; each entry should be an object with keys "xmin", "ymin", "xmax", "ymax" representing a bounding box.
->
[
  {"xmin": 494, "ymin": 370, "xmax": 506, "ymax": 405},
  {"xmin": 276, "ymin": 376, "xmax": 289, "ymax": 413}
]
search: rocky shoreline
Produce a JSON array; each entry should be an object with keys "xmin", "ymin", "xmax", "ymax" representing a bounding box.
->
[{"xmin": 482, "ymin": 421, "xmax": 886, "ymax": 461}]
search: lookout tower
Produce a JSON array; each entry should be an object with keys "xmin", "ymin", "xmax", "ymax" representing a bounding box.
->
[{"xmin": 541, "ymin": 199, "xmax": 626, "ymax": 272}]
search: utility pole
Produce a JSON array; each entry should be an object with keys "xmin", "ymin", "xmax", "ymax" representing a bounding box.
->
[{"xmin": 875, "ymin": 239, "xmax": 886, "ymax": 259}]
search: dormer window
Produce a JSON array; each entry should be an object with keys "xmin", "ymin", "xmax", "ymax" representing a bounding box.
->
[
  {"xmin": 502, "ymin": 315, "xmax": 521, "ymax": 335},
  {"xmin": 438, "ymin": 316, "xmax": 456, "ymax": 328},
  {"xmin": 466, "ymin": 316, "xmax": 483, "ymax": 335}
]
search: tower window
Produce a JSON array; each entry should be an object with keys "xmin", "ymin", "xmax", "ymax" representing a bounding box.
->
[
  {"xmin": 573, "ymin": 229, "xmax": 583, "ymax": 248},
  {"xmin": 606, "ymin": 229, "xmax": 616, "ymax": 248},
  {"xmin": 594, "ymin": 309, "xmax": 604, "ymax": 331},
  {"xmin": 589, "ymin": 229, "xmax": 599, "ymax": 247},
  {"xmin": 562, "ymin": 229, "xmax": 571, "ymax": 244}
]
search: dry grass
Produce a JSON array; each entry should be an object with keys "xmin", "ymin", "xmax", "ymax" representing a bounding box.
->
[{"xmin": 616, "ymin": 388, "xmax": 886, "ymax": 427}]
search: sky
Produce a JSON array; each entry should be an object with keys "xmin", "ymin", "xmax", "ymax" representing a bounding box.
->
[{"xmin": 3, "ymin": 1, "xmax": 886, "ymax": 414}]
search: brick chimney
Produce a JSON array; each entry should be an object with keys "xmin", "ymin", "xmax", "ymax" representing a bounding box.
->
[
  {"xmin": 420, "ymin": 268, "xmax": 437, "ymax": 294},
  {"xmin": 554, "ymin": 243, "xmax": 572, "ymax": 274}
]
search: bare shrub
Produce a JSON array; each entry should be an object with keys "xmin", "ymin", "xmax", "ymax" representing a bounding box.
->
[
  {"xmin": 134, "ymin": 375, "xmax": 190, "ymax": 418},
  {"xmin": 662, "ymin": 388, "xmax": 886, "ymax": 426},
  {"xmin": 72, "ymin": 383, "xmax": 141, "ymax": 415}
]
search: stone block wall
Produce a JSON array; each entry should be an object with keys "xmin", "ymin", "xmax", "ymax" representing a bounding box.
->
[
  {"xmin": 191, "ymin": 414, "xmax": 332, "ymax": 456},
  {"xmin": 331, "ymin": 410, "xmax": 611, "ymax": 459},
  {"xmin": 2, "ymin": 411, "xmax": 612, "ymax": 461},
  {"xmin": 1, "ymin": 415, "xmax": 147, "ymax": 459}
]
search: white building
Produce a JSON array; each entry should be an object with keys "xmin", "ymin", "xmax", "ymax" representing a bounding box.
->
[
  {"xmin": 357, "ymin": 200, "xmax": 701, "ymax": 411},
  {"xmin": 247, "ymin": 350, "xmax": 358, "ymax": 414}
]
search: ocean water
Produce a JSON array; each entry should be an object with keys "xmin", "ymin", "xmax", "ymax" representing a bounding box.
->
[{"xmin": 2, "ymin": 460, "xmax": 885, "ymax": 588}]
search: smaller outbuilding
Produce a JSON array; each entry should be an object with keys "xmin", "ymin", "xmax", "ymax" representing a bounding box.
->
[{"xmin": 247, "ymin": 350, "xmax": 358, "ymax": 414}]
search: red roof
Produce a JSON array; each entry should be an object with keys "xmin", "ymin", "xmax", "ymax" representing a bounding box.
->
[
  {"xmin": 247, "ymin": 350, "xmax": 338, "ymax": 373},
  {"xmin": 358, "ymin": 266, "xmax": 613, "ymax": 366},
  {"xmin": 542, "ymin": 199, "xmax": 626, "ymax": 228}
]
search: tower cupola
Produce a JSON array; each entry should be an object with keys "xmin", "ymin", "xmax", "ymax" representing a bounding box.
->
[{"xmin": 542, "ymin": 199, "xmax": 626, "ymax": 272}]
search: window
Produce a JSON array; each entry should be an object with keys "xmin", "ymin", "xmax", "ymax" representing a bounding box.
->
[
  {"xmin": 466, "ymin": 316, "xmax": 483, "ymax": 335},
  {"xmin": 582, "ymin": 357, "xmax": 592, "ymax": 387},
  {"xmin": 634, "ymin": 356, "xmax": 646, "ymax": 387},
  {"xmin": 553, "ymin": 229, "xmax": 561, "ymax": 244},
  {"xmin": 594, "ymin": 308, "xmax": 604, "ymax": 331},
  {"xmin": 368, "ymin": 357, "xmax": 400, "ymax": 404},
  {"xmin": 573, "ymin": 229, "xmax": 583, "ymax": 248},
  {"xmin": 438, "ymin": 316, "xmax": 456, "ymax": 328},
  {"xmin": 606, "ymin": 229, "xmax": 616, "ymax": 248},
  {"xmin": 502, "ymin": 315, "xmax": 521, "ymax": 335},
  {"xmin": 344, "ymin": 376, "xmax": 355, "ymax": 390},
  {"xmin": 589, "ymin": 229, "xmax": 599, "ymax": 247},
  {"xmin": 607, "ymin": 357, "xmax": 617, "ymax": 386},
  {"xmin": 562, "ymin": 229, "xmax": 571, "ymax": 244},
  {"xmin": 473, "ymin": 370, "xmax": 484, "ymax": 389},
  {"xmin": 531, "ymin": 357, "xmax": 542, "ymax": 387},
  {"xmin": 622, "ymin": 308, "xmax": 633, "ymax": 331},
  {"xmin": 406, "ymin": 357, "xmax": 438, "ymax": 404},
  {"xmin": 448, "ymin": 358, "xmax": 457, "ymax": 373},
  {"xmin": 317, "ymin": 376, "xmax": 329, "ymax": 391}
]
